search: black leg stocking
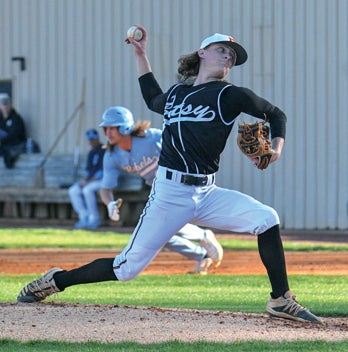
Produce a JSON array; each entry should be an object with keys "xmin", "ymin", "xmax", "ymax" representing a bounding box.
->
[
  {"xmin": 53, "ymin": 258, "xmax": 117, "ymax": 291},
  {"xmin": 257, "ymin": 225, "xmax": 289, "ymax": 298}
]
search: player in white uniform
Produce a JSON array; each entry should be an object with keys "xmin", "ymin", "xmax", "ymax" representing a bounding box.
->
[
  {"xmin": 17, "ymin": 26, "xmax": 322, "ymax": 324},
  {"xmin": 99, "ymin": 106, "xmax": 223, "ymax": 274}
]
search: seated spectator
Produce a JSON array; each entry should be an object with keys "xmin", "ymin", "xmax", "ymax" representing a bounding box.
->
[
  {"xmin": 0, "ymin": 93, "xmax": 27, "ymax": 168},
  {"xmin": 68, "ymin": 129, "xmax": 105, "ymax": 229}
]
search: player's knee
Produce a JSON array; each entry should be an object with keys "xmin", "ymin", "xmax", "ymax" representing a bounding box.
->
[
  {"xmin": 82, "ymin": 187, "xmax": 94, "ymax": 197},
  {"xmin": 68, "ymin": 185, "xmax": 74, "ymax": 195},
  {"xmin": 68, "ymin": 183, "xmax": 79, "ymax": 196},
  {"xmin": 267, "ymin": 206, "xmax": 279, "ymax": 223},
  {"xmin": 254, "ymin": 206, "xmax": 280, "ymax": 235},
  {"xmin": 113, "ymin": 268, "xmax": 140, "ymax": 282}
]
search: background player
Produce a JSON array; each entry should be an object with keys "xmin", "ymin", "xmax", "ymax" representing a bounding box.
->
[
  {"xmin": 68, "ymin": 129, "xmax": 105, "ymax": 229},
  {"xmin": 17, "ymin": 25, "xmax": 322, "ymax": 324},
  {"xmin": 99, "ymin": 105, "xmax": 223, "ymax": 274}
]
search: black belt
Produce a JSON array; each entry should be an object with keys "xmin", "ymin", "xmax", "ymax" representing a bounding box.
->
[{"xmin": 166, "ymin": 170, "xmax": 211, "ymax": 186}]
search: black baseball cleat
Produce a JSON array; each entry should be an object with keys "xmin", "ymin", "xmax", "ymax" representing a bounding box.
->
[
  {"xmin": 17, "ymin": 267, "xmax": 63, "ymax": 303},
  {"xmin": 266, "ymin": 290, "xmax": 323, "ymax": 324}
]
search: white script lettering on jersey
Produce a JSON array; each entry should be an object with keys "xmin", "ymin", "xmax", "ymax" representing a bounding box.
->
[
  {"xmin": 164, "ymin": 93, "xmax": 216, "ymax": 124},
  {"xmin": 123, "ymin": 155, "xmax": 159, "ymax": 178}
]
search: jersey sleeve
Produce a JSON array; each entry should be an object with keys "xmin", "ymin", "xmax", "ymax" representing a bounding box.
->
[
  {"xmin": 138, "ymin": 72, "xmax": 168, "ymax": 115},
  {"xmin": 222, "ymin": 86, "xmax": 287, "ymax": 139},
  {"xmin": 101, "ymin": 151, "xmax": 121, "ymax": 189}
]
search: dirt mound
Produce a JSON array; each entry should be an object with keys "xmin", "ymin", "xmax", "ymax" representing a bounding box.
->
[{"xmin": 1, "ymin": 303, "xmax": 347, "ymax": 343}]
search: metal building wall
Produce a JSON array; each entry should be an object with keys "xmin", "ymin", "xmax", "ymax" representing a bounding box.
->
[{"xmin": 0, "ymin": 0, "xmax": 347, "ymax": 229}]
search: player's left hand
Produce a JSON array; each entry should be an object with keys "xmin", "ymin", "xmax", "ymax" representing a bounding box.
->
[
  {"xmin": 107, "ymin": 198, "xmax": 123, "ymax": 222},
  {"xmin": 249, "ymin": 148, "xmax": 280, "ymax": 167}
]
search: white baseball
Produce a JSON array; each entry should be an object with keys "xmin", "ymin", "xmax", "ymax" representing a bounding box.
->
[{"xmin": 127, "ymin": 26, "xmax": 143, "ymax": 41}]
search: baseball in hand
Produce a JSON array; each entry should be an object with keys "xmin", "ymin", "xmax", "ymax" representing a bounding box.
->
[{"xmin": 127, "ymin": 26, "xmax": 143, "ymax": 41}]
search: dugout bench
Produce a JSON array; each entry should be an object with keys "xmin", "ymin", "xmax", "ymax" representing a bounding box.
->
[{"xmin": 0, "ymin": 154, "xmax": 150, "ymax": 226}]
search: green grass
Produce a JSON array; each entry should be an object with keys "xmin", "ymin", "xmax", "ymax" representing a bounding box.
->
[
  {"xmin": 0, "ymin": 228, "xmax": 131, "ymax": 249},
  {"xmin": 2, "ymin": 274, "xmax": 347, "ymax": 316},
  {"xmin": 1, "ymin": 228, "xmax": 347, "ymax": 251},
  {"xmin": 1, "ymin": 339, "xmax": 347, "ymax": 352}
]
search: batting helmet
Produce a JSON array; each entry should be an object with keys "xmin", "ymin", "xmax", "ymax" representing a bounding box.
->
[{"xmin": 99, "ymin": 106, "xmax": 134, "ymax": 135}]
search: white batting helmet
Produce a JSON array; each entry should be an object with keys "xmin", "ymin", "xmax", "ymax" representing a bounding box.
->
[{"xmin": 99, "ymin": 106, "xmax": 134, "ymax": 135}]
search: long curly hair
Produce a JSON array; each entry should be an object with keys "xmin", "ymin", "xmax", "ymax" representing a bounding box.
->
[
  {"xmin": 177, "ymin": 46, "xmax": 237, "ymax": 83},
  {"xmin": 177, "ymin": 52, "xmax": 200, "ymax": 82},
  {"xmin": 105, "ymin": 120, "xmax": 152, "ymax": 151}
]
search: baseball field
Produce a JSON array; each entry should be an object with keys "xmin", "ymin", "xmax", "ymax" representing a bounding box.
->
[{"xmin": 0, "ymin": 227, "xmax": 347, "ymax": 351}]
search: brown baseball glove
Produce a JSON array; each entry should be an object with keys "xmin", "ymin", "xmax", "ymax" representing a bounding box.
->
[{"xmin": 237, "ymin": 118, "xmax": 273, "ymax": 170}]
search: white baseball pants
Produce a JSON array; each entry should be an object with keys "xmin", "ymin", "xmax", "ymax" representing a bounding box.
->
[{"xmin": 113, "ymin": 166, "xmax": 279, "ymax": 281}]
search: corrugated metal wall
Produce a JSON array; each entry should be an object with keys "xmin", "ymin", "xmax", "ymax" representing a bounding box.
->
[{"xmin": 0, "ymin": 0, "xmax": 347, "ymax": 229}]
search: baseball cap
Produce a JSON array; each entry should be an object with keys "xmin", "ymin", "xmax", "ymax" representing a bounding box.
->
[
  {"xmin": 86, "ymin": 129, "xmax": 99, "ymax": 140},
  {"xmin": 199, "ymin": 33, "xmax": 248, "ymax": 66},
  {"xmin": 0, "ymin": 93, "xmax": 11, "ymax": 104}
]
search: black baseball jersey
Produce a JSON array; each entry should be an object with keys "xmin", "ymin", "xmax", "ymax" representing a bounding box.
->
[{"xmin": 139, "ymin": 72, "xmax": 286, "ymax": 174}]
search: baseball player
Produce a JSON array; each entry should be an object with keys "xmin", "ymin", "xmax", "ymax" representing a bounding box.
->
[
  {"xmin": 99, "ymin": 106, "xmax": 223, "ymax": 274},
  {"xmin": 68, "ymin": 129, "xmax": 105, "ymax": 229},
  {"xmin": 17, "ymin": 26, "xmax": 322, "ymax": 324}
]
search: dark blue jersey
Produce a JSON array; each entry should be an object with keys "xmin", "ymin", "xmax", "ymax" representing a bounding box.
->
[{"xmin": 86, "ymin": 144, "xmax": 105, "ymax": 180}]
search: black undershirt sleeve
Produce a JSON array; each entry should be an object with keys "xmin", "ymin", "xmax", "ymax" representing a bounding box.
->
[
  {"xmin": 222, "ymin": 86, "xmax": 287, "ymax": 140},
  {"xmin": 240, "ymin": 88, "xmax": 287, "ymax": 139},
  {"xmin": 138, "ymin": 72, "xmax": 167, "ymax": 115}
]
